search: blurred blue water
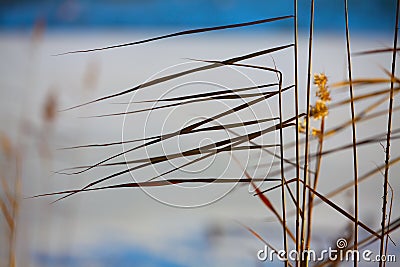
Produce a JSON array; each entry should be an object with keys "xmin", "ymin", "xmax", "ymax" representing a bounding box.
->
[
  {"xmin": 32, "ymin": 233, "xmax": 254, "ymax": 267},
  {"xmin": 34, "ymin": 245, "xmax": 185, "ymax": 267},
  {"xmin": 0, "ymin": 0, "xmax": 396, "ymax": 33}
]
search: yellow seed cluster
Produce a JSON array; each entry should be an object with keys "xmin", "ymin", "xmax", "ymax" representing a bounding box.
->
[
  {"xmin": 298, "ymin": 73, "xmax": 331, "ymax": 136},
  {"xmin": 311, "ymin": 100, "xmax": 329, "ymax": 120},
  {"xmin": 311, "ymin": 128, "xmax": 321, "ymax": 137},
  {"xmin": 314, "ymin": 73, "xmax": 331, "ymax": 102},
  {"xmin": 314, "ymin": 73, "xmax": 327, "ymax": 88},
  {"xmin": 311, "ymin": 73, "xmax": 330, "ymax": 120}
]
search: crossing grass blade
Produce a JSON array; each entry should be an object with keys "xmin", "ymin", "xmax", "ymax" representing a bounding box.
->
[
  {"xmin": 57, "ymin": 83, "xmax": 293, "ymax": 175},
  {"xmin": 83, "ymin": 91, "xmax": 282, "ymax": 118},
  {"xmin": 117, "ymin": 83, "xmax": 278, "ymax": 104},
  {"xmin": 353, "ymin": 47, "xmax": 400, "ymax": 56},
  {"xmin": 56, "ymin": 15, "xmax": 293, "ymax": 55},
  {"xmin": 61, "ymin": 44, "xmax": 293, "ymax": 111},
  {"xmin": 29, "ymin": 178, "xmax": 281, "ymax": 198},
  {"xmin": 50, "ymin": 118, "xmax": 297, "ymax": 202}
]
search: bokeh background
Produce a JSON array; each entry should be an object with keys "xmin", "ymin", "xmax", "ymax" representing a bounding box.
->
[{"xmin": 0, "ymin": 1, "xmax": 399, "ymax": 266}]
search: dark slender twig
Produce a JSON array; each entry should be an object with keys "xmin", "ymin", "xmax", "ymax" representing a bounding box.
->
[
  {"xmin": 55, "ymin": 15, "xmax": 293, "ymax": 56},
  {"xmin": 276, "ymin": 68, "xmax": 289, "ymax": 267},
  {"xmin": 353, "ymin": 47, "xmax": 400, "ymax": 56},
  {"xmin": 300, "ymin": 1, "xmax": 314, "ymax": 265},
  {"xmin": 293, "ymin": 1, "xmax": 301, "ymax": 264},
  {"xmin": 305, "ymin": 118, "xmax": 325, "ymax": 251},
  {"xmin": 380, "ymin": 0, "xmax": 399, "ymax": 265},
  {"xmin": 383, "ymin": 183, "xmax": 394, "ymax": 267},
  {"xmin": 61, "ymin": 44, "xmax": 293, "ymax": 111},
  {"xmin": 344, "ymin": 1, "xmax": 359, "ymax": 263}
]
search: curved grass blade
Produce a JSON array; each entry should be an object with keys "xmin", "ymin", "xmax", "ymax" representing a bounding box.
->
[
  {"xmin": 271, "ymin": 129, "xmax": 400, "ymax": 170},
  {"xmin": 250, "ymin": 179, "xmax": 296, "ymax": 243},
  {"xmin": 59, "ymin": 83, "xmax": 279, "ymax": 150},
  {"xmin": 71, "ymin": 143, "xmax": 278, "ymax": 170},
  {"xmin": 143, "ymin": 144, "xmax": 280, "ymax": 184},
  {"xmin": 117, "ymin": 83, "xmax": 278, "ymax": 104},
  {"xmin": 57, "ymin": 136, "xmax": 159, "ymax": 150},
  {"xmin": 62, "ymin": 44, "xmax": 293, "ymax": 111},
  {"xmin": 261, "ymin": 155, "xmax": 400, "ymax": 221},
  {"xmin": 233, "ymin": 156, "xmax": 296, "ymax": 243},
  {"xmin": 57, "ymin": 114, "xmax": 281, "ymax": 173},
  {"xmin": 324, "ymin": 94, "xmax": 395, "ymax": 138},
  {"xmin": 359, "ymin": 217, "xmax": 399, "ymax": 249},
  {"xmin": 60, "ymin": 117, "xmax": 279, "ymax": 172},
  {"xmin": 331, "ymin": 78, "xmax": 393, "ymax": 88},
  {"xmin": 56, "ymin": 15, "xmax": 293, "ymax": 55},
  {"xmin": 58, "ymin": 82, "xmax": 293, "ymax": 175},
  {"xmin": 283, "ymin": 96, "xmax": 400, "ymax": 151},
  {"xmin": 30, "ymin": 178, "xmax": 280, "ymax": 198},
  {"xmin": 227, "ymin": 125, "xmax": 303, "ymax": 209},
  {"xmin": 329, "ymin": 86, "xmax": 400, "ymax": 110},
  {"xmin": 84, "ymin": 91, "xmax": 281, "ymax": 118},
  {"xmin": 304, "ymin": 184, "xmax": 378, "ymax": 238},
  {"xmin": 53, "ymin": 120, "xmax": 296, "ymax": 202},
  {"xmin": 0, "ymin": 195, "xmax": 13, "ymax": 230},
  {"xmin": 353, "ymin": 47, "xmax": 400, "ymax": 56}
]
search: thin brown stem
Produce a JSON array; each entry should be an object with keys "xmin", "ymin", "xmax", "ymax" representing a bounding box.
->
[
  {"xmin": 293, "ymin": 0, "xmax": 301, "ymax": 264},
  {"xmin": 9, "ymin": 151, "xmax": 21, "ymax": 267},
  {"xmin": 344, "ymin": 1, "xmax": 358, "ymax": 263},
  {"xmin": 300, "ymin": 1, "xmax": 314, "ymax": 266},
  {"xmin": 379, "ymin": 0, "xmax": 399, "ymax": 265},
  {"xmin": 305, "ymin": 118, "xmax": 325, "ymax": 250},
  {"xmin": 383, "ymin": 183, "xmax": 394, "ymax": 267},
  {"xmin": 277, "ymin": 70, "xmax": 289, "ymax": 267}
]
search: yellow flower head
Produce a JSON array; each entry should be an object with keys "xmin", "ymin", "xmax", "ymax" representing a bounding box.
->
[
  {"xmin": 311, "ymin": 128, "xmax": 321, "ymax": 137},
  {"xmin": 314, "ymin": 73, "xmax": 331, "ymax": 102},
  {"xmin": 298, "ymin": 73, "xmax": 331, "ymax": 134},
  {"xmin": 310, "ymin": 100, "xmax": 328, "ymax": 120},
  {"xmin": 314, "ymin": 73, "xmax": 327, "ymax": 87}
]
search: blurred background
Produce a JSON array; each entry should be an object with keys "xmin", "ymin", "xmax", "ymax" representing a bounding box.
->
[
  {"xmin": 0, "ymin": 0, "xmax": 399, "ymax": 266},
  {"xmin": 0, "ymin": 0, "xmax": 396, "ymax": 32}
]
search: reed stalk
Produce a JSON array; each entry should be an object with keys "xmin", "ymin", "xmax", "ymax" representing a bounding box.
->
[
  {"xmin": 379, "ymin": 0, "xmax": 399, "ymax": 266},
  {"xmin": 344, "ymin": 1, "xmax": 359, "ymax": 263},
  {"xmin": 293, "ymin": 0, "xmax": 301, "ymax": 264},
  {"xmin": 300, "ymin": 0, "xmax": 314, "ymax": 266}
]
